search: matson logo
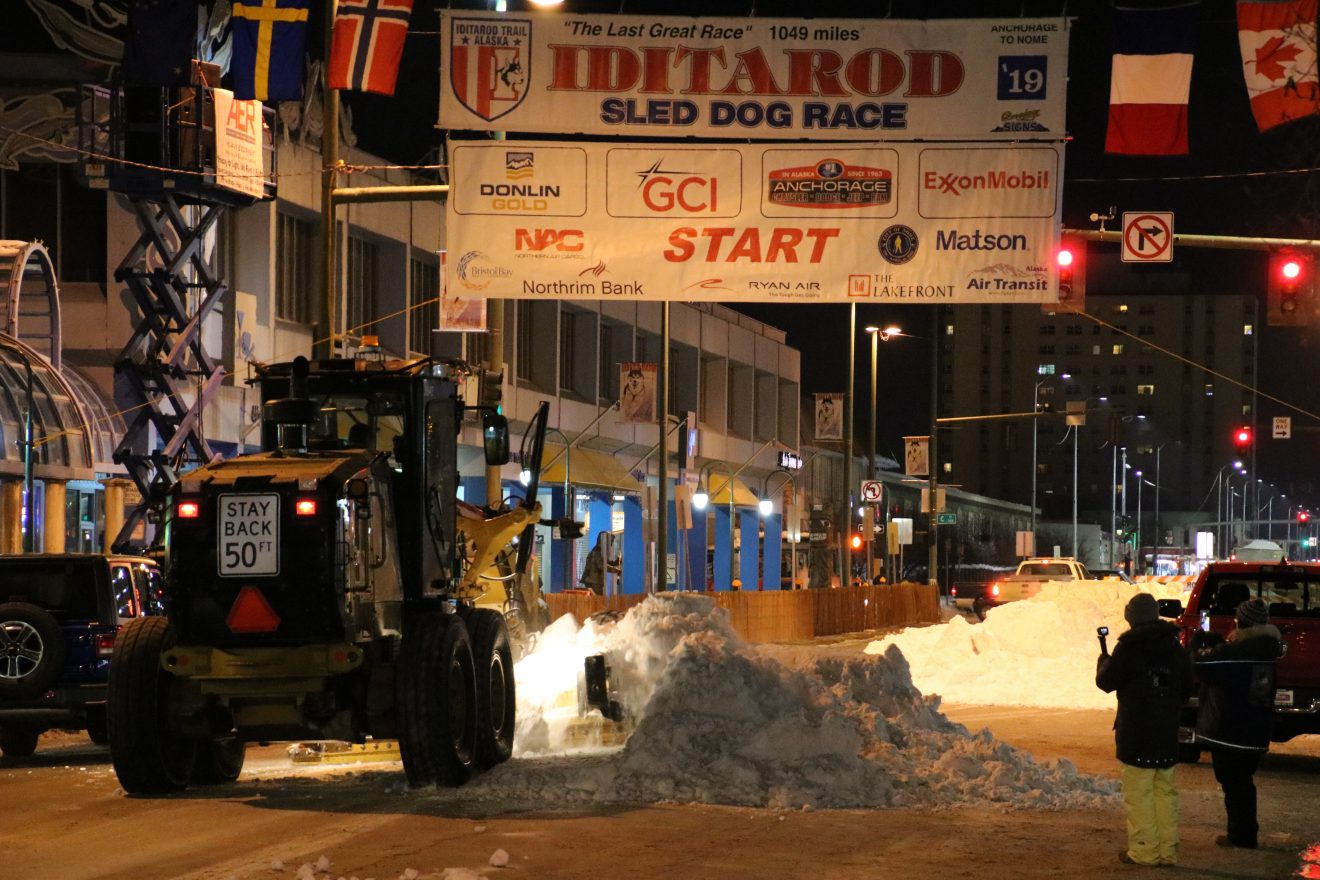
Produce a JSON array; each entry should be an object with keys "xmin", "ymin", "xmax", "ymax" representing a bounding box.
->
[
  {"xmin": 935, "ymin": 229, "xmax": 1027, "ymax": 251},
  {"xmin": 923, "ymin": 169, "xmax": 1050, "ymax": 196},
  {"xmin": 515, "ymin": 228, "xmax": 584, "ymax": 252}
]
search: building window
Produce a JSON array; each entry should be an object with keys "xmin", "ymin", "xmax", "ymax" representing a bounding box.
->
[
  {"xmin": 345, "ymin": 234, "xmax": 379, "ymax": 337},
  {"xmin": 1204, "ymin": 383, "xmax": 1214, "ymax": 396},
  {"xmin": 1065, "ymin": 324, "xmax": 1083, "ymax": 335},
  {"xmin": 408, "ymin": 254, "xmax": 439, "ymax": 355},
  {"xmin": 1038, "ymin": 345, "xmax": 1055, "ymax": 355},
  {"xmin": 945, "ymin": 323, "xmax": 955, "ymax": 335},
  {"xmin": 1111, "ymin": 384, "xmax": 1127, "ymax": 394},
  {"xmin": 276, "ymin": 212, "xmax": 315, "ymax": 324},
  {"xmin": 1117, "ymin": 304, "xmax": 1129, "ymax": 313},
  {"xmin": 1138, "ymin": 364, "xmax": 1154, "ymax": 375},
  {"xmin": 1112, "ymin": 344, "xmax": 1125, "ymax": 355},
  {"xmin": 1137, "ymin": 384, "xmax": 1155, "ymax": 396},
  {"xmin": 1092, "ymin": 344, "xmax": 1101, "ymax": 355},
  {"xmin": 1243, "ymin": 323, "xmax": 1254, "ymax": 335},
  {"xmin": 1138, "ymin": 325, "xmax": 1155, "ymax": 336},
  {"xmin": 1065, "ymin": 343, "xmax": 1080, "ymax": 355},
  {"xmin": 1040, "ymin": 325, "xmax": 1056, "ymax": 335},
  {"xmin": 1037, "ymin": 363, "xmax": 1055, "ymax": 375},
  {"xmin": 1139, "ymin": 304, "xmax": 1155, "ymax": 315}
]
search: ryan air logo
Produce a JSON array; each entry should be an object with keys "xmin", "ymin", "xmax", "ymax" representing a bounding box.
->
[{"xmin": 450, "ymin": 17, "xmax": 531, "ymax": 122}]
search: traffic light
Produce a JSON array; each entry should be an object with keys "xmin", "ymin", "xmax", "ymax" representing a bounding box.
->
[
  {"xmin": 1046, "ymin": 236, "xmax": 1086, "ymax": 314},
  {"xmin": 1268, "ymin": 250, "xmax": 1314, "ymax": 326},
  {"xmin": 1232, "ymin": 425, "xmax": 1254, "ymax": 453},
  {"xmin": 850, "ymin": 533, "xmax": 863, "ymax": 551},
  {"xmin": 1298, "ymin": 510, "xmax": 1311, "ymax": 525}
]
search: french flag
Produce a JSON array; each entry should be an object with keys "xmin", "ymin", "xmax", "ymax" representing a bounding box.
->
[{"xmin": 1105, "ymin": 3, "xmax": 1200, "ymax": 156}]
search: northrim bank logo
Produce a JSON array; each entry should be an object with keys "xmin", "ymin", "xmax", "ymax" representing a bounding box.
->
[{"xmin": 450, "ymin": 17, "xmax": 531, "ymax": 121}]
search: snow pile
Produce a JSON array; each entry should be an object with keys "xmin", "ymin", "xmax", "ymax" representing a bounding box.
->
[
  {"xmin": 455, "ymin": 593, "xmax": 1116, "ymax": 810},
  {"xmin": 865, "ymin": 581, "xmax": 1186, "ymax": 710}
]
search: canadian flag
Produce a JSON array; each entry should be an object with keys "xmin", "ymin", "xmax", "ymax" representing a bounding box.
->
[{"xmin": 1238, "ymin": 0, "xmax": 1319, "ymax": 132}]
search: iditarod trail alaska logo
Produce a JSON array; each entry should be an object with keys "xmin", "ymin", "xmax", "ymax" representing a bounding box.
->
[{"xmin": 450, "ymin": 16, "xmax": 531, "ymax": 122}]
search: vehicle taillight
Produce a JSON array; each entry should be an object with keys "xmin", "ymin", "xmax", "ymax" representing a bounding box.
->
[
  {"xmin": 950, "ymin": 586, "xmax": 957, "ymax": 598},
  {"xmin": 295, "ymin": 498, "xmax": 317, "ymax": 516},
  {"xmin": 95, "ymin": 631, "xmax": 116, "ymax": 658},
  {"xmin": 177, "ymin": 500, "xmax": 200, "ymax": 519},
  {"xmin": 991, "ymin": 582, "xmax": 1000, "ymax": 597}
]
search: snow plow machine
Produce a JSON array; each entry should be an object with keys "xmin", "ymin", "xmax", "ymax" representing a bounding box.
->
[{"xmin": 106, "ymin": 353, "xmax": 555, "ymax": 793}]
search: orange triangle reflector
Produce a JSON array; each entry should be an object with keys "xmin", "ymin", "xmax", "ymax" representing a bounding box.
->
[{"xmin": 226, "ymin": 586, "xmax": 281, "ymax": 634}]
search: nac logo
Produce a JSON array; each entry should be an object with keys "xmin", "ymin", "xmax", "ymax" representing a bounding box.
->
[
  {"xmin": 514, "ymin": 228, "xmax": 584, "ymax": 252},
  {"xmin": 636, "ymin": 160, "xmax": 718, "ymax": 213}
]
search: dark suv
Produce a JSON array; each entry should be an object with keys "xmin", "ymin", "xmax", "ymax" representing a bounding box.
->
[
  {"xmin": 1165, "ymin": 560, "xmax": 1320, "ymax": 759},
  {"xmin": 0, "ymin": 554, "xmax": 160, "ymax": 757}
]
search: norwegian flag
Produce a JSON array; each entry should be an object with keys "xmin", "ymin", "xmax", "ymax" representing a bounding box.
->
[{"xmin": 328, "ymin": 0, "xmax": 414, "ymax": 95}]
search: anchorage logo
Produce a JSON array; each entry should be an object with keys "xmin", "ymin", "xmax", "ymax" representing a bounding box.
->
[
  {"xmin": 992, "ymin": 109, "xmax": 1049, "ymax": 133},
  {"xmin": 767, "ymin": 159, "xmax": 892, "ymax": 209},
  {"xmin": 877, "ymin": 225, "xmax": 919, "ymax": 264},
  {"xmin": 505, "ymin": 152, "xmax": 534, "ymax": 180},
  {"xmin": 456, "ymin": 250, "xmax": 512, "ymax": 290},
  {"xmin": 450, "ymin": 17, "xmax": 531, "ymax": 122},
  {"xmin": 923, "ymin": 168, "xmax": 1050, "ymax": 196}
]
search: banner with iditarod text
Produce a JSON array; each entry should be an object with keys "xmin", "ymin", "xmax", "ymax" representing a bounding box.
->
[
  {"xmin": 438, "ymin": 12, "xmax": 1069, "ymax": 141},
  {"xmin": 444, "ymin": 140, "xmax": 1063, "ymax": 304}
]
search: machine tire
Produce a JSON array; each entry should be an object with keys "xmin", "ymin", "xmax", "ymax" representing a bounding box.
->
[
  {"xmin": 1176, "ymin": 743, "xmax": 1202, "ymax": 764},
  {"xmin": 86, "ymin": 705, "xmax": 109, "ymax": 745},
  {"xmin": 107, "ymin": 617, "xmax": 196, "ymax": 794},
  {"xmin": 191, "ymin": 737, "xmax": 247, "ymax": 785},
  {"xmin": 0, "ymin": 602, "xmax": 66, "ymax": 698},
  {"xmin": 396, "ymin": 612, "xmax": 477, "ymax": 788},
  {"xmin": 972, "ymin": 598, "xmax": 988, "ymax": 622},
  {"xmin": 0, "ymin": 725, "xmax": 40, "ymax": 757},
  {"xmin": 467, "ymin": 608, "xmax": 516, "ymax": 769}
]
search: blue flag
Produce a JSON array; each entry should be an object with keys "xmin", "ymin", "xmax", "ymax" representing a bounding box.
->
[{"xmin": 230, "ymin": 0, "xmax": 311, "ymax": 102}]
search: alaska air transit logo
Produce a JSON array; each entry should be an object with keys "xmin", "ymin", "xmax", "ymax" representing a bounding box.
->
[{"xmin": 450, "ymin": 17, "xmax": 531, "ymax": 122}]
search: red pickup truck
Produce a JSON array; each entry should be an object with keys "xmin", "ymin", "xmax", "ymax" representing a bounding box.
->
[{"xmin": 1164, "ymin": 560, "xmax": 1320, "ymax": 761}]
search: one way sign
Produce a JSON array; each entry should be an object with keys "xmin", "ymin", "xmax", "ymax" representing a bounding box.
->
[{"xmin": 1122, "ymin": 212, "xmax": 1174, "ymax": 263}]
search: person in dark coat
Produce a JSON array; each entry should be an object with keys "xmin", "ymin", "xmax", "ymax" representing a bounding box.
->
[
  {"xmin": 1096, "ymin": 592, "xmax": 1194, "ymax": 867},
  {"xmin": 1191, "ymin": 597, "xmax": 1282, "ymax": 850}
]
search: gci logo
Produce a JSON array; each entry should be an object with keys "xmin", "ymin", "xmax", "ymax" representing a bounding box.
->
[
  {"xmin": 637, "ymin": 160, "xmax": 718, "ymax": 213},
  {"xmin": 515, "ymin": 228, "xmax": 584, "ymax": 252}
]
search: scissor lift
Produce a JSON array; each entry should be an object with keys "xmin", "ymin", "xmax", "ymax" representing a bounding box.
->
[{"xmin": 77, "ymin": 80, "xmax": 276, "ymax": 548}]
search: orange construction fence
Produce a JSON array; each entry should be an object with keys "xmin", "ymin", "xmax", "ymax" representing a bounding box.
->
[{"xmin": 545, "ymin": 582, "xmax": 940, "ymax": 644}]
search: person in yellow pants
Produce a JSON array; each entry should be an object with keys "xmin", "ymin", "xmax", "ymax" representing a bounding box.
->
[{"xmin": 1097, "ymin": 593, "xmax": 1194, "ymax": 867}]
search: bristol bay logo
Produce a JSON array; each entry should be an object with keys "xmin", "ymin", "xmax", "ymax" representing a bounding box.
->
[
  {"xmin": 456, "ymin": 250, "xmax": 512, "ymax": 291},
  {"xmin": 450, "ymin": 17, "xmax": 531, "ymax": 121}
]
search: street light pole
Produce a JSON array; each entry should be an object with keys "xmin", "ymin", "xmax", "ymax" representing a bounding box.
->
[
  {"xmin": 1135, "ymin": 469, "xmax": 1144, "ymax": 571},
  {"xmin": 1031, "ymin": 379, "xmax": 1043, "ymax": 550},
  {"xmin": 1072, "ymin": 423, "xmax": 1079, "ymax": 558},
  {"xmin": 867, "ymin": 325, "xmax": 877, "ymax": 582},
  {"xmin": 842, "ymin": 303, "xmax": 856, "ymax": 587}
]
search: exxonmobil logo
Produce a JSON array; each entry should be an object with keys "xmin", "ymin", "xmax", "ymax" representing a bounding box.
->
[
  {"xmin": 515, "ymin": 228, "xmax": 584, "ymax": 252},
  {"xmin": 922, "ymin": 169, "xmax": 1050, "ymax": 196}
]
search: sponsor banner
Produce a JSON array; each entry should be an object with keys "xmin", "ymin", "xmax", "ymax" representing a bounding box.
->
[
  {"xmin": 619, "ymin": 362, "xmax": 657, "ymax": 424},
  {"xmin": 439, "ymin": 249, "xmax": 487, "ymax": 331},
  {"xmin": 446, "ymin": 140, "xmax": 1062, "ymax": 303},
  {"xmin": 213, "ymin": 88, "xmax": 266, "ymax": 198},
  {"xmin": 439, "ymin": 12, "xmax": 1068, "ymax": 141},
  {"xmin": 903, "ymin": 436, "xmax": 930, "ymax": 477}
]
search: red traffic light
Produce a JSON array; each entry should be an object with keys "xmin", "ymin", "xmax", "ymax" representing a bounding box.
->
[
  {"xmin": 1281, "ymin": 259, "xmax": 1302, "ymax": 281},
  {"xmin": 1299, "ymin": 510, "xmax": 1311, "ymax": 524},
  {"xmin": 1233, "ymin": 426, "xmax": 1254, "ymax": 449},
  {"xmin": 1056, "ymin": 247, "xmax": 1075, "ymax": 268}
]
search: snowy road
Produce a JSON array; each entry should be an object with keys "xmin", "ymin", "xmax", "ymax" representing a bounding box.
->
[{"xmin": 3, "ymin": 711, "xmax": 1317, "ymax": 880}]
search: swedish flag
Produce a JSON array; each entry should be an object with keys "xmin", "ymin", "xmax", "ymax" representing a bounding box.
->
[{"xmin": 231, "ymin": 0, "xmax": 311, "ymax": 102}]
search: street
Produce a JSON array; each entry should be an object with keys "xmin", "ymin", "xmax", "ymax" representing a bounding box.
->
[{"xmin": 2, "ymin": 698, "xmax": 1317, "ymax": 879}]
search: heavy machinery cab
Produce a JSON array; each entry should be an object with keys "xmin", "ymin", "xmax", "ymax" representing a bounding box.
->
[{"xmin": 164, "ymin": 355, "xmax": 472, "ymax": 648}]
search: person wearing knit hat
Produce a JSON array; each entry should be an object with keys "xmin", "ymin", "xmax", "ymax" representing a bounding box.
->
[
  {"xmin": 1191, "ymin": 593, "xmax": 1283, "ymax": 849},
  {"xmin": 1097, "ymin": 591, "xmax": 1193, "ymax": 867}
]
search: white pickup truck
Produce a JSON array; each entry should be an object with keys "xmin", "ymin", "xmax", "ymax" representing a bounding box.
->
[{"xmin": 954, "ymin": 557, "xmax": 1108, "ymax": 619}]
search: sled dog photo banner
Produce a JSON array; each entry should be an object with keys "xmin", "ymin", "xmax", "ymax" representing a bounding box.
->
[{"xmin": 438, "ymin": 11, "xmax": 1069, "ymax": 141}]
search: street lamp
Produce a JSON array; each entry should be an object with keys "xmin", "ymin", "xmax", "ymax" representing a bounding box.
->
[{"xmin": 863, "ymin": 324, "xmax": 901, "ymax": 581}]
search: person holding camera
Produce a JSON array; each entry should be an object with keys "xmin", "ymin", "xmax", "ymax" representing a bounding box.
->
[
  {"xmin": 1189, "ymin": 597, "xmax": 1281, "ymax": 850},
  {"xmin": 1096, "ymin": 592, "xmax": 1194, "ymax": 867}
]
